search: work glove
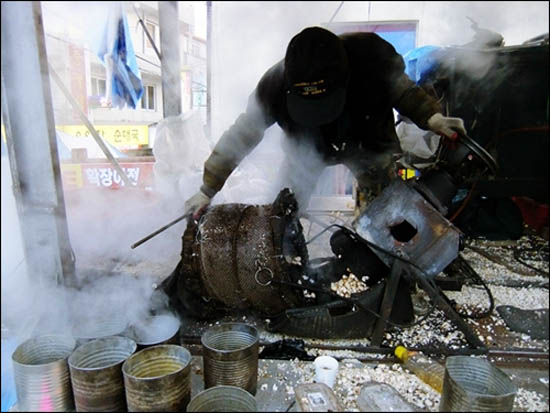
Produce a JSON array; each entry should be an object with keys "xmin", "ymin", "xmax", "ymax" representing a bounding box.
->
[
  {"xmin": 184, "ymin": 189, "xmax": 212, "ymax": 220},
  {"xmin": 427, "ymin": 113, "xmax": 467, "ymax": 140}
]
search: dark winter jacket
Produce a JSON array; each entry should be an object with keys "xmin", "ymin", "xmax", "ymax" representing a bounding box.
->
[{"xmin": 201, "ymin": 32, "xmax": 442, "ymax": 197}]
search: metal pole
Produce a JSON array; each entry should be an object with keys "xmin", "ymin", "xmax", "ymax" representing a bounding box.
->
[
  {"xmin": 328, "ymin": 1, "xmax": 345, "ymax": 23},
  {"xmin": 48, "ymin": 64, "xmax": 134, "ymax": 187},
  {"xmin": 206, "ymin": 0, "xmax": 212, "ymax": 139},
  {"xmin": 371, "ymin": 261, "xmax": 404, "ymax": 346},
  {"xmin": 158, "ymin": 1, "xmax": 182, "ymax": 117},
  {"xmin": 131, "ymin": 212, "xmax": 190, "ymax": 249},
  {"xmin": 1, "ymin": 1, "xmax": 75, "ymax": 286},
  {"xmin": 132, "ymin": 3, "xmax": 161, "ymax": 61}
]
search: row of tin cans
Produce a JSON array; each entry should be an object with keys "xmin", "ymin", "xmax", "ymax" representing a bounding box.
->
[{"xmin": 11, "ymin": 321, "xmax": 259, "ymax": 412}]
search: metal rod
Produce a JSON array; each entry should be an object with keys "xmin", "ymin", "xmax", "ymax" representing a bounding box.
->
[
  {"xmin": 371, "ymin": 261, "xmax": 404, "ymax": 346},
  {"xmin": 415, "ymin": 273, "xmax": 486, "ymax": 349},
  {"xmin": 328, "ymin": 1, "xmax": 345, "ymax": 23},
  {"xmin": 131, "ymin": 212, "xmax": 191, "ymax": 249},
  {"xmin": 180, "ymin": 334, "xmax": 547, "ymax": 360},
  {"xmin": 48, "ymin": 64, "xmax": 133, "ymax": 187},
  {"xmin": 132, "ymin": 3, "xmax": 161, "ymax": 61},
  {"xmin": 206, "ymin": 0, "xmax": 212, "ymax": 140}
]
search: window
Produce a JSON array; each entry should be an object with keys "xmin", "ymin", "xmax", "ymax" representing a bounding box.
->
[
  {"xmin": 182, "ymin": 37, "xmax": 188, "ymax": 53},
  {"xmin": 181, "ymin": 22, "xmax": 191, "ymax": 34},
  {"xmin": 145, "ymin": 22, "xmax": 157, "ymax": 53},
  {"xmin": 91, "ymin": 77, "xmax": 106, "ymax": 97},
  {"xmin": 141, "ymin": 85, "xmax": 156, "ymax": 110},
  {"xmin": 191, "ymin": 43, "xmax": 200, "ymax": 57}
]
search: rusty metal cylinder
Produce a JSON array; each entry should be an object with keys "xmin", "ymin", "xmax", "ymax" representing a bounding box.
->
[
  {"xmin": 201, "ymin": 323, "xmax": 259, "ymax": 395},
  {"xmin": 11, "ymin": 334, "xmax": 76, "ymax": 412},
  {"xmin": 439, "ymin": 356, "xmax": 517, "ymax": 412},
  {"xmin": 187, "ymin": 385, "xmax": 258, "ymax": 412},
  {"xmin": 68, "ymin": 336, "xmax": 137, "ymax": 412},
  {"xmin": 122, "ymin": 344, "xmax": 192, "ymax": 412}
]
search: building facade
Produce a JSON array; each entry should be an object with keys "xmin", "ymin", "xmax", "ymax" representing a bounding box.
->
[{"xmin": 43, "ymin": 1, "xmax": 207, "ymax": 152}]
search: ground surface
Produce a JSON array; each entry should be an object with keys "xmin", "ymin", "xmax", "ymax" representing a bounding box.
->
[{"xmin": 3, "ymin": 193, "xmax": 548, "ymax": 411}]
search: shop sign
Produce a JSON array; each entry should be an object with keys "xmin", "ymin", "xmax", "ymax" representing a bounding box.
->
[{"xmin": 57, "ymin": 125, "xmax": 149, "ymax": 149}]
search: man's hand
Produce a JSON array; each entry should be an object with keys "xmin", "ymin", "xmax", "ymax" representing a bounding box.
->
[
  {"xmin": 427, "ymin": 113, "xmax": 467, "ymax": 140},
  {"xmin": 184, "ymin": 190, "xmax": 212, "ymax": 219}
]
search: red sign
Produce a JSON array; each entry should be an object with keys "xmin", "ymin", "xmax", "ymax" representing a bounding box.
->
[{"xmin": 61, "ymin": 161, "xmax": 154, "ymax": 190}]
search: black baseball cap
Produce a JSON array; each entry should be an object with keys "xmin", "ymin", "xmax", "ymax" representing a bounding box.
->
[{"xmin": 284, "ymin": 27, "xmax": 349, "ymax": 127}]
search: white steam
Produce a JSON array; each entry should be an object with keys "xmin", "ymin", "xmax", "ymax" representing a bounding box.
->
[
  {"xmin": 208, "ymin": 1, "xmax": 548, "ymax": 210},
  {"xmin": 1, "ymin": 1, "xmax": 179, "ymax": 345}
]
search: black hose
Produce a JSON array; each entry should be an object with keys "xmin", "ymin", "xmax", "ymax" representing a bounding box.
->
[{"xmin": 513, "ymin": 248, "xmax": 550, "ymax": 277}]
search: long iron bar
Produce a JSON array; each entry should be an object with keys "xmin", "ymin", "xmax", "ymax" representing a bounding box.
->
[
  {"xmin": 132, "ymin": 3, "xmax": 161, "ymax": 61},
  {"xmin": 48, "ymin": 64, "xmax": 133, "ymax": 187},
  {"xmin": 131, "ymin": 212, "xmax": 191, "ymax": 249},
  {"xmin": 180, "ymin": 334, "xmax": 548, "ymax": 361}
]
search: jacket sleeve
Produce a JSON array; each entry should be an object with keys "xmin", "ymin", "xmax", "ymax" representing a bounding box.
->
[
  {"xmin": 386, "ymin": 51, "xmax": 442, "ymax": 130},
  {"xmin": 201, "ymin": 90, "xmax": 275, "ymax": 197}
]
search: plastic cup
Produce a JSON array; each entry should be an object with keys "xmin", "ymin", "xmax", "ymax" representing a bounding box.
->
[{"xmin": 314, "ymin": 356, "xmax": 339, "ymax": 388}]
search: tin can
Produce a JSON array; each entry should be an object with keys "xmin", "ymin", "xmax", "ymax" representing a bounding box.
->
[
  {"xmin": 122, "ymin": 344, "xmax": 191, "ymax": 412},
  {"xmin": 72, "ymin": 314, "xmax": 129, "ymax": 346},
  {"xmin": 201, "ymin": 323, "xmax": 259, "ymax": 394},
  {"xmin": 126, "ymin": 314, "xmax": 180, "ymax": 349},
  {"xmin": 12, "ymin": 334, "xmax": 76, "ymax": 412},
  {"xmin": 439, "ymin": 356, "xmax": 517, "ymax": 412},
  {"xmin": 69, "ymin": 336, "xmax": 137, "ymax": 411},
  {"xmin": 187, "ymin": 385, "xmax": 257, "ymax": 412}
]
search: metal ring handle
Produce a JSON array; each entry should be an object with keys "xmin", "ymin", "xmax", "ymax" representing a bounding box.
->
[{"xmin": 255, "ymin": 267, "xmax": 273, "ymax": 286}]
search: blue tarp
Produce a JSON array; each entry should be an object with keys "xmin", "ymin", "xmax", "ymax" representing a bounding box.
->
[
  {"xmin": 96, "ymin": 2, "xmax": 143, "ymax": 109},
  {"xmin": 403, "ymin": 45, "xmax": 442, "ymax": 84}
]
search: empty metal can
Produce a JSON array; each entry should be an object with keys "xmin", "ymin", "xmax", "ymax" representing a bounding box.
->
[
  {"xmin": 439, "ymin": 356, "xmax": 518, "ymax": 412},
  {"xmin": 122, "ymin": 344, "xmax": 192, "ymax": 412},
  {"xmin": 187, "ymin": 385, "xmax": 257, "ymax": 412},
  {"xmin": 12, "ymin": 334, "xmax": 76, "ymax": 412},
  {"xmin": 72, "ymin": 314, "xmax": 129, "ymax": 346},
  {"xmin": 68, "ymin": 336, "xmax": 137, "ymax": 412},
  {"xmin": 126, "ymin": 313, "xmax": 180, "ymax": 349},
  {"xmin": 201, "ymin": 323, "xmax": 259, "ymax": 394}
]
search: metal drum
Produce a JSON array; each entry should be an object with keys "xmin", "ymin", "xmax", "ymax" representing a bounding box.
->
[
  {"xmin": 201, "ymin": 323, "xmax": 259, "ymax": 395},
  {"xmin": 12, "ymin": 334, "xmax": 76, "ymax": 412},
  {"xmin": 178, "ymin": 191, "xmax": 308, "ymax": 316},
  {"xmin": 122, "ymin": 344, "xmax": 192, "ymax": 412},
  {"xmin": 187, "ymin": 385, "xmax": 257, "ymax": 412},
  {"xmin": 439, "ymin": 356, "xmax": 518, "ymax": 412},
  {"xmin": 68, "ymin": 336, "xmax": 137, "ymax": 412},
  {"xmin": 126, "ymin": 314, "xmax": 180, "ymax": 349}
]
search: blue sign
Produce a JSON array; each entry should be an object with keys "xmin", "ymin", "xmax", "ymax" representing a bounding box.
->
[{"xmin": 326, "ymin": 21, "xmax": 418, "ymax": 56}]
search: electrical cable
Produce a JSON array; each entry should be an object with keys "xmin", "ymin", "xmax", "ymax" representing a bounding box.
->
[
  {"xmin": 512, "ymin": 248, "xmax": 549, "ymax": 277},
  {"xmin": 305, "ymin": 223, "xmax": 341, "ymax": 245},
  {"xmin": 443, "ymin": 255, "xmax": 495, "ymax": 319},
  {"xmin": 465, "ymin": 243, "xmax": 543, "ymax": 277}
]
